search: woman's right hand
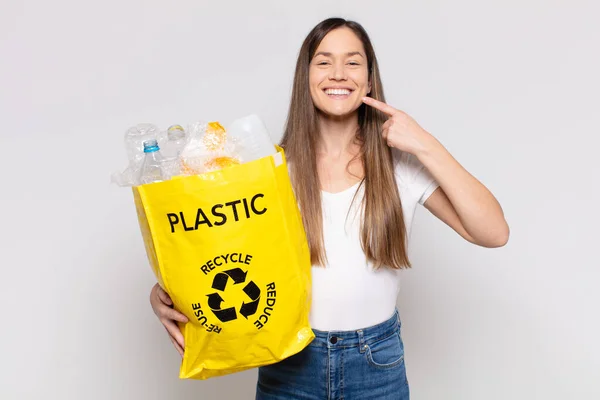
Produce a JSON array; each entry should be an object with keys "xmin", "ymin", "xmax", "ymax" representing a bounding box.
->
[{"xmin": 150, "ymin": 283, "xmax": 188, "ymax": 357}]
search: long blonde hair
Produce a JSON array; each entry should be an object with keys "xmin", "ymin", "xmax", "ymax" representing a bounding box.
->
[{"xmin": 281, "ymin": 18, "xmax": 411, "ymax": 269}]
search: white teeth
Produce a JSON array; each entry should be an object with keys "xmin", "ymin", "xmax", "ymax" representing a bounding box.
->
[{"xmin": 325, "ymin": 89, "xmax": 352, "ymax": 96}]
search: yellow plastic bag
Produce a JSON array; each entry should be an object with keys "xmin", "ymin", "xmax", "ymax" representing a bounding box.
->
[{"xmin": 133, "ymin": 146, "xmax": 314, "ymax": 379}]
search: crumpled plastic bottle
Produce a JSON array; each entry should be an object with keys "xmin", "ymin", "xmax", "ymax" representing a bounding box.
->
[
  {"xmin": 111, "ymin": 123, "xmax": 160, "ymax": 186},
  {"xmin": 139, "ymin": 139, "xmax": 167, "ymax": 184},
  {"xmin": 180, "ymin": 121, "xmax": 240, "ymax": 175},
  {"xmin": 160, "ymin": 124, "xmax": 187, "ymax": 178},
  {"xmin": 226, "ymin": 114, "xmax": 276, "ymax": 163}
]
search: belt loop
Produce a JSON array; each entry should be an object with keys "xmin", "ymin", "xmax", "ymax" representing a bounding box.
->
[{"xmin": 357, "ymin": 329, "xmax": 366, "ymax": 353}]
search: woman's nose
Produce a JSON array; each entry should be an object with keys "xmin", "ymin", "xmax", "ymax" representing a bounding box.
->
[{"xmin": 329, "ymin": 63, "xmax": 347, "ymax": 81}]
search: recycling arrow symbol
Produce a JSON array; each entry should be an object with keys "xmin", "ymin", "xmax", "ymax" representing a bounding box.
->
[{"xmin": 207, "ymin": 268, "xmax": 261, "ymax": 323}]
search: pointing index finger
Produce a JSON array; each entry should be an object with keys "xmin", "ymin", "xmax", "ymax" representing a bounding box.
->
[{"xmin": 362, "ymin": 97, "xmax": 397, "ymax": 116}]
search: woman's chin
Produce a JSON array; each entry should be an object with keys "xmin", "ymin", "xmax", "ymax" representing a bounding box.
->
[{"xmin": 317, "ymin": 105, "xmax": 361, "ymax": 120}]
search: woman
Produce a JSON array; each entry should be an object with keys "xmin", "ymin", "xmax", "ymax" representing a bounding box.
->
[{"xmin": 150, "ymin": 17, "xmax": 509, "ymax": 399}]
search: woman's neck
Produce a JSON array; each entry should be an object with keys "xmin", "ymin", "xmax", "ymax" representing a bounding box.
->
[{"xmin": 316, "ymin": 112, "xmax": 360, "ymax": 159}]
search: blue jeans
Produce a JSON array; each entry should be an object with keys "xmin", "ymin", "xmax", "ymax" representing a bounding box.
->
[{"xmin": 256, "ymin": 310, "xmax": 409, "ymax": 399}]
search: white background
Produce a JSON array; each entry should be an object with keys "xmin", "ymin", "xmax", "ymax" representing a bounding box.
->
[{"xmin": 1, "ymin": 1, "xmax": 598, "ymax": 399}]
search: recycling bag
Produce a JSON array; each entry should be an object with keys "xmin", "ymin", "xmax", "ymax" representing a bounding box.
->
[{"xmin": 133, "ymin": 146, "xmax": 314, "ymax": 379}]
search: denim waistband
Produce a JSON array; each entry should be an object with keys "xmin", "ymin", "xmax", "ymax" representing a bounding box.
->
[{"xmin": 309, "ymin": 309, "xmax": 400, "ymax": 350}]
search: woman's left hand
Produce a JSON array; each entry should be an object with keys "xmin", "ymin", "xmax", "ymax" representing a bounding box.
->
[{"xmin": 362, "ymin": 97, "xmax": 436, "ymax": 157}]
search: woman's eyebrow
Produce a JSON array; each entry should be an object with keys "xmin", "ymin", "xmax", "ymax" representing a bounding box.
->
[{"xmin": 314, "ymin": 51, "xmax": 365, "ymax": 58}]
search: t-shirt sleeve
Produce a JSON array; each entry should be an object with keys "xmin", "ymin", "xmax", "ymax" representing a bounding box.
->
[{"xmin": 392, "ymin": 149, "xmax": 440, "ymax": 205}]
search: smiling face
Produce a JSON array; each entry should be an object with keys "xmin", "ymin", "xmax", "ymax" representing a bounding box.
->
[{"xmin": 309, "ymin": 27, "xmax": 372, "ymax": 119}]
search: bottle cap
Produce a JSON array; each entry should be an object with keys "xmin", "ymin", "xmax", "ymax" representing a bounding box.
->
[{"xmin": 143, "ymin": 140, "xmax": 160, "ymax": 153}]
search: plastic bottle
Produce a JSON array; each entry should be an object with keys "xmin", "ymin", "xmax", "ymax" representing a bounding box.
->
[
  {"xmin": 162, "ymin": 124, "xmax": 187, "ymax": 159},
  {"xmin": 125, "ymin": 124, "xmax": 160, "ymax": 169},
  {"xmin": 139, "ymin": 140, "xmax": 166, "ymax": 185},
  {"xmin": 113, "ymin": 123, "xmax": 161, "ymax": 186},
  {"xmin": 227, "ymin": 114, "xmax": 275, "ymax": 163},
  {"xmin": 160, "ymin": 125, "xmax": 187, "ymax": 177}
]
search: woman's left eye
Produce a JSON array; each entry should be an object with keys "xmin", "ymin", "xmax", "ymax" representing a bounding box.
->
[{"xmin": 347, "ymin": 62, "xmax": 360, "ymax": 66}]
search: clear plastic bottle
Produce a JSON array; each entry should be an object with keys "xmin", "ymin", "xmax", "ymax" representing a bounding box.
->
[
  {"xmin": 161, "ymin": 125, "xmax": 187, "ymax": 177},
  {"xmin": 162, "ymin": 124, "xmax": 187, "ymax": 159},
  {"xmin": 111, "ymin": 123, "xmax": 160, "ymax": 186},
  {"xmin": 227, "ymin": 114, "xmax": 275, "ymax": 163},
  {"xmin": 125, "ymin": 124, "xmax": 160, "ymax": 169},
  {"xmin": 139, "ymin": 140, "xmax": 166, "ymax": 185}
]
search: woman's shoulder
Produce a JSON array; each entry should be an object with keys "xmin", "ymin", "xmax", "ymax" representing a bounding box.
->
[
  {"xmin": 391, "ymin": 148, "xmax": 426, "ymax": 184},
  {"xmin": 391, "ymin": 148, "xmax": 439, "ymax": 204}
]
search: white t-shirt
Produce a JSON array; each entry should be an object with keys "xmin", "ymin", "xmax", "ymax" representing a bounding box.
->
[{"xmin": 309, "ymin": 149, "xmax": 440, "ymax": 331}]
